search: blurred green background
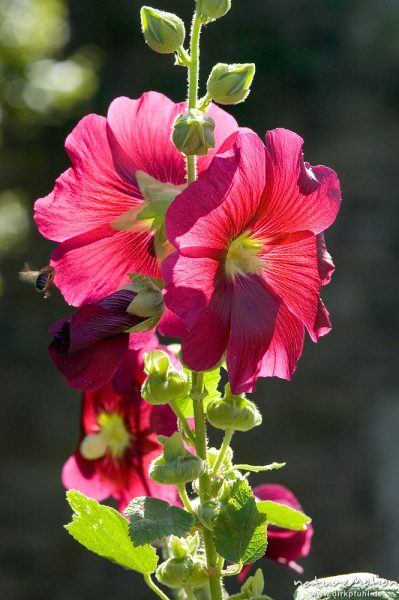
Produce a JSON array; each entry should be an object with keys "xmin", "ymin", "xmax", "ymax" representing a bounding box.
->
[{"xmin": 1, "ymin": 0, "xmax": 399, "ymax": 598}]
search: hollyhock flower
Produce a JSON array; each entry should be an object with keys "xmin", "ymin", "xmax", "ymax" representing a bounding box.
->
[
  {"xmin": 49, "ymin": 289, "xmax": 155, "ymax": 390},
  {"xmin": 62, "ymin": 348, "xmax": 178, "ymax": 511},
  {"xmin": 238, "ymin": 484, "xmax": 313, "ymax": 580},
  {"xmin": 34, "ymin": 91, "xmax": 238, "ymax": 307},
  {"xmin": 163, "ymin": 129, "xmax": 341, "ymax": 393}
]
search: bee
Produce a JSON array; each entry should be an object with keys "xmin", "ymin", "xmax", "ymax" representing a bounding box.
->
[{"xmin": 19, "ymin": 264, "xmax": 54, "ymax": 298}]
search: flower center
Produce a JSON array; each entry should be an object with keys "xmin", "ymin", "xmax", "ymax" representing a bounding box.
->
[
  {"xmin": 80, "ymin": 412, "xmax": 131, "ymax": 461},
  {"xmin": 225, "ymin": 232, "xmax": 265, "ymax": 279}
]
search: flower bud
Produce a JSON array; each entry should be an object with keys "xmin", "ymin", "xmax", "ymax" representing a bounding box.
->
[
  {"xmin": 172, "ymin": 110, "xmax": 216, "ymax": 156},
  {"xmin": 206, "ymin": 384, "xmax": 262, "ymax": 432},
  {"xmin": 140, "ymin": 6, "xmax": 185, "ymax": 54},
  {"xmin": 150, "ymin": 433, "xmax": 206, "ymax": 485},
  {"xmin": 156, "ymin": 556, "xmax": 208, "ymax": 589},
  {"xmin": 197, "ymin": 0, "xmax": 231, "ymax": 23},
  {"xmin": 207, "ymin": 62, "xmax": 255, "ymax": 105},
  {"xmin": 142, "ymin": 350, "xmax": 189, "ymax": 405}
]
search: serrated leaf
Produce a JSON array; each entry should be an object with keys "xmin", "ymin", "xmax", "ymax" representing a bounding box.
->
[
  {"xmin": 294, "ymin": 573, "xmax": 399, "ymax": 600},
  {"xmin": 65, "ymin": 490, "xmax": 158, "ymax": 574},
  {"xmin": 213, "ymin": 480, "xmax": 267, "ymax": 565},
  {"xmin": 257, "ymin": 500, "xmax": 310, "ymax": 531},
  {"xmin": 178, "ymin": 367, "xmax": 222, "ymax": 418},
  {"xmin": 124, "ymin": 497, "xmax": 194, "ymax": 546}
]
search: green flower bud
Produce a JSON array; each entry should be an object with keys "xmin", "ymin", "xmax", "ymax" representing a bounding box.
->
[
  {"xmin": 144, "ymin": 349, "xmax": 171, "ymax": 380},
  {"xmin": 150, "ymin": 433, "xmax": 206, "ymax": 485},
  {"xmin": 156, "ymin": 556, "xmax": 208, "ymax": 589},
  {"xmin": 140, "ymin": 6, "xmax": 185, "ymax": 55},
  {"xmin": 197, "ymin": 0, "xmax": 231, "ymax": 23},
  {"xmin": 172, "ymin": 110, "xmax": 216, "ymax": 156},
  {"xmin": 142, "ymin": 350, "xmax": 189, "ymax": 405},
  {"xmin": 207, "ymin": 62, "xmax": 255, "ymax": 105},
  {"xmin": 206, "ymin": 384, "xmax": 262, "ymax": 432},
  {"xmin": 207, "ymin": 446, "xmax": 233, "ymax": 470}
]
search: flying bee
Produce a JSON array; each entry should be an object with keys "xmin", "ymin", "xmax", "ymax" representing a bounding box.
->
[{"xmin": 19, "ymin": 264, "xmax": 55, "ymax": 298}]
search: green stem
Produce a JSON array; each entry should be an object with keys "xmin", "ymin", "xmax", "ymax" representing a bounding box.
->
[
  {"xmin": 178, "ymin": 484, "xmax": 195, "ymax": 515},
  {"xmin": 186, "ymin": 12, "xmax": 202, "ymax": 184},
  {"xmin": 171, "ymin": 400, "xmax": 196, "ymax": 445},
  {"xmin": 144, "ymin": 574, "xmax": 171, "ymax": 600},
  {"xmin": 191, "ymin": 371, "xmax": 223, "ymax": 600},
  {"xmin": 211, "ymin": 429, "xmax": 234, "ymax": 476}
]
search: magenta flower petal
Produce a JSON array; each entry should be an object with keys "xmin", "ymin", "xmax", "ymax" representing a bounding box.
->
[
  {"xmin": 197, "ymin": 102, "xmax": 239, "ymax": 171},
  {"xmin": 51, "ymin": 225, "xmax": 157, "ymax": 306},
  {"xmin": 226, "ymin": 275, "xmax": 279, "ymax": 394},
  {"xmin": 317, "ymin": 233, "xmax": 335, "ymax": 285},
  {"xmin": 166, "ymin": 131, "xmax": 266, "ymax": 257},
  {"xmin": 106, "ymin": 92, "xmax": 186, "ymax": 184},
  {"xmin": 261, "ymin": 129, "xmax": 341, "ymax": 236},
  {"xmin": 34, "ymin": 114, "xmax": 141, "ymax": 242}
]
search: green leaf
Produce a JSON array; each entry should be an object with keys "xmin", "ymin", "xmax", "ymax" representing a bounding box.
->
[
  {"xmin": 178, "ymin": 366, "xmax": 222, "ymax": 418},
  {"xmin": 257, "ymin": 500, "xmax": 311, "ymax": 531},
  {"xmin": 213, "ymin": 479, "xmax": 267, "ymax": 565},
  {"xmin": 124, "ymin": 497, "xmax": 194, "ymax": 546},
  {"xmin": 294, "ymin": 573, "xmax": 399, "ymax": 600},
  {"xmin": 65, "ymin": 490, "xmax": 158, "ymax": 574}
]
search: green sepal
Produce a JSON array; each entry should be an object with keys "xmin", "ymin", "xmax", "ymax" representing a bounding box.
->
[
  {"xmin": 150, "ymin": 432, "xmax": 206, "ymax": 485},
  {"xmin": 257, "ymin": 500, "xmax": 311, "ymax": 531},
  {"xmin": 65, "ymin": 490, "xmax": 158, "ymax": 574},
  {"xmin": 124, "ymin": 497, "xmax": 194, "ymax": 546},
  {"xmin": 140, "ymin": 7, "xmax": 185, "ymax": 55},
  {"xmin": 136, "ymin": 170, "xmax": 186, "ymax": 204},
  {"xmin": 229, "ymin": 569, "xmax": 273, "ymax": 599},
  {"xmin": 294, "ymin": 573, "xmax": 399, "ymax": 600},
  {"xmin": 156, "ymin": 556, "xmax": 208, "ymax": 589},
  {"xmin": 213, "ymin": 479, "xmax": 267, "ymax": 565}
]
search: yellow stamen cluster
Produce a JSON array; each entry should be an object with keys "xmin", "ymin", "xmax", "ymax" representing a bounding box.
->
[
  {"xmin": 225, "ymin": 232, "xmax": 265, "ymax": 279},
  {"xmin": 80, "ymin": 412, "xmax": 131, "ymax": 461}
]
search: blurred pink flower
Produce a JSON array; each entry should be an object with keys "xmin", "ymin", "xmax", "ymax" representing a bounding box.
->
[{"xmin": 62, "ymin": 348, "xmax": 177, "ymax": 511}]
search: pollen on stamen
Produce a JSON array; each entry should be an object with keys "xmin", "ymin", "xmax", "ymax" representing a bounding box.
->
[{"xmin": 225, "ymin": 232, "xmax": 265, "ymax": 279}]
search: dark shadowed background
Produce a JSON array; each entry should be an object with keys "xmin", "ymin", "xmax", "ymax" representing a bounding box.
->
[{"xmin": 1, "ymin": 0, "xmax": 398, "ymax": 598}]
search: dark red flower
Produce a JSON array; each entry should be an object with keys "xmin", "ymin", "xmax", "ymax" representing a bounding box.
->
[
  {"xmin": 62, "ymin": 348, "xmax": 178, "ymax": 511},
  {"xmin": 49, "ymin": 289, "xmax": 154, "ymax": 389},
  {"xmin": 239, "ymin": 484, "xmax": 313, "ymax": 580}
]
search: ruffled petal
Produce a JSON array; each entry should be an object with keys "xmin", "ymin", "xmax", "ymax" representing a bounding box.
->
[
  {"xmin": 317, "ymin": 233, "xmax": 335, "ymax": 285},
  {"xmin": 106, "ymin": 92, "xmax": 186, "ymax": 185},
  {"xmin": 256, "ymin": 128, "xmax": 341, "ymax": 236},
  {"xmin": 34, "ymin": 114, "xmax": 141, "ymax": 242},
  {"xmin": 166, "ymin": 131, "xmax": 266, "ymax": 258},
  {"xmin": 226, "ymin": 274, "xmax": 280, "ymax": 394},
  {"xmin": 313, "ymin": 299, "xmax": 332, "ymax": 339},
  {"xmin": 51, "ymin": 224, "xmax": 159, "ymax": 306},
  {"xmin": 62, "ymin": 454, "xmax": 113, "ymax": 501},
  {"xmin": 260, "ymin": 232, "xmax": 321, "ymax": 341}
]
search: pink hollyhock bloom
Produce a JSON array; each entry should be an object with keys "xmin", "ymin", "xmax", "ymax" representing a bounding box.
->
[
  {"xmin": 49, "ymin": 289, "xmax": 155, "ymax": 390},
  {"xmin": 163, "ymin": 129, "xmax": 341, "ymax": 393},
  {"xmin": 62, "ymin": 348, "xmax": 178, "ymax": 511},
  {"xmin": 34, "ymin": 91, "xmax": 237, "ymax": 307},
  {"xmin": 239, "ymin": 484, "xmax": 313, "ymax": 580}
]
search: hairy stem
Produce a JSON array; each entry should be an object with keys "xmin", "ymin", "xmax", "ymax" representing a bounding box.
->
[
  {"xmin": 144, "ymin": 574, "xmax": 171, "ymax": 600},
  {"xmin": 178, "ymin": 484, "xmax": 195, "ymax": 515},
  {"xmin": 191, "ymin": 371, "xmax": 224, "ymax": 600},
  {"xmin": 212, "ymin": 429, "xmax": 234, "ymax": 476},
  {"xmin": 186, "ymin": 12, "xmax": 202, "ymax": 184}
]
